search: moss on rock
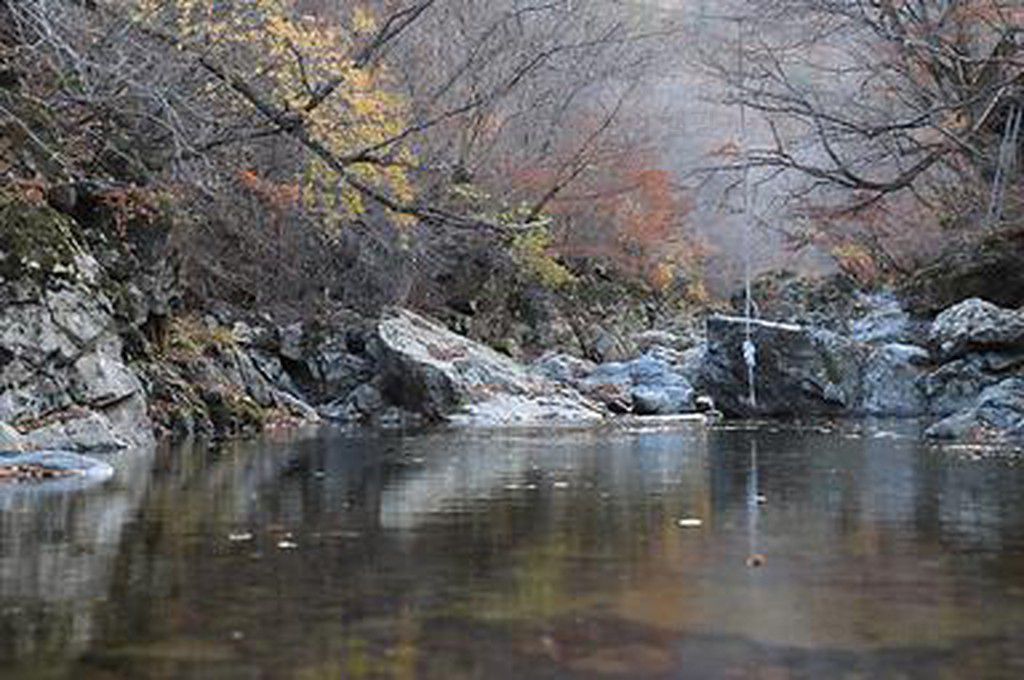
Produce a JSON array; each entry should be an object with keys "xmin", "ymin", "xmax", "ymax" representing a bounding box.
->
[{"xmin": 0, "ymin": 193, "xmax": 81, "ymax": 282}]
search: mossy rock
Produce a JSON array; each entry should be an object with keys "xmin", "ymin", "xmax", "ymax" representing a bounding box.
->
[{"xmin": 0, "ymin": 193, "xmax": 82, "ymax": 282}]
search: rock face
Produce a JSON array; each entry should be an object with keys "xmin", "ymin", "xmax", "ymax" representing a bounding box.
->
[
  {"xmin": 917, "ymin": 298, "xmax": 1024, "ymax": 440},
  {"xmin": 851, "ymin": 293, "xmax": 926, "ymax": 345},
  {"xmin": 701, "ymin": 315, "xmax": 934, "ymax": 419},
  {"xmin": 374, "ymin": 308, "xmax": 604, "ymax": 425},
  {"xmin": 702, "ymin": 316, "xmax": 868, "ymax": 417},
  {"xmin": 0, "ymin": 199, "xmax": 152, "ymax": 452},
  {"xmin": 861, "ymin": 344, "xmax": 929, "ymax": 417}
]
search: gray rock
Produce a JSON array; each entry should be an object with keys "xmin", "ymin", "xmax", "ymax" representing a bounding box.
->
[
  {"xmin": 350, "ymin": 383, "xmax": 384, "ymax": 415},
  {"xmin": 583, "ymin": 324, "xmax": 634, "ymax": 363},
  {"xmin": 920, "ymin": 354, "xmax": 1007, "ymax": 417},
  {"xmin": 581, "ymin": 353, "xmax": 696, "ymax": 415},
  {"xmin": 311, "ymin": 349, "xmax": 373, "ymax": 399},
  {"xmin": 22, "ymin": 412, "xmax": 125, "ymax": 453},
  {"xmin": 924, "ymin": 410, "xmax": 980, "ymax": 440},
  {"xmin": 271, "ymin": 389, "xmax": 321, "ymax": 423},
  {"xmin": 851, "ymin": 293, "xmax": 924, "ymax": 345},
  {"xmin": 702, "ymin": 315, "xmax": 868, "ymax": 417},
  {"xmin": 925, "ymin": 378, "xmax": 1024, "ymax": 440},
  {"xmin": 0, "ymin": 423, "xmax": 24, "ymax": 451},
  {"xmin": 375, "ymin": 308, "xmax": 603, "ymax": 424},
  {"xmin": 861, "ymin": 344, "xmax": 929, "ymax": 416},
  {"xmin": 929, "ymin": 298, "xmax": 1024, "ymax": 362},
  {"xmin": 1, "ymin": 275, "xmax": 152, "ymax": 451},
  {"xmin": 631, "ymin": 329, "xmax": 695, "ymax": 353},
  {"xmin": 277, "ymin": 322, "xmax": 305, "ymax": 361},
  {"xmin": 532, "ymin": 353, "xmax": 596, "ymax": 384},
  {"xmin": 632, "ymin": 383, "xmax": 695, "ymax": 416},
  {"xmin": 70, "ymin": 342, "xmax": 142, "ymax": 407}
]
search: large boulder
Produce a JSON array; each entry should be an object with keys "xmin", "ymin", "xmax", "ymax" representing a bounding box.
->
[
  {"xmin": 918, "ymin": 353, "xmax": 1014, "ymax": 417},
  {"xmin": 925, "ymin": 378, "xmax": 1024, "ymax": 441},
  {"xmin": 702, "ymin": 315, "xmax": 868, "ymax": 417},
  {"xmin": 929, "ymin": 298, "xmax": 1024, "ymax": 362},
  {"xmin": 374, "ymin": 308, "xmax": 604, "ymax": 425}
]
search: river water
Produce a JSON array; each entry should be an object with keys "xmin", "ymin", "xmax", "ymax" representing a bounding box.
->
[{"xmin": 2, "ymin": 421, "xmax": 1023, "ymax": 679}]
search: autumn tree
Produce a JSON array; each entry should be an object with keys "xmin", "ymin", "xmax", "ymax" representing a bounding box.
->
[
  {"xmin": 695, "ymin": 0, "xmax": 1023, "ymax": 277},
  {"xmin": 2, "ymin": 0, "xmax": 696, "ymax": 314}
]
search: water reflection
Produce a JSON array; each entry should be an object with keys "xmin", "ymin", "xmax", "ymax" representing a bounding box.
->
[
  {"xmin": 0, "ymin": 448, "xmax": 154, "ymax": 666},
  {"xmin": 1, "ymin": 423, "xmax": 1023, "ymax": 678}
]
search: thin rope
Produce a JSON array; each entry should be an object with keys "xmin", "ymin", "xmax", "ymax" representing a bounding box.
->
[
  {"xmin": 738, "ymin": 17, "xmax": 757, "ymax": 409},
  {"xmin": 987, "ymin": 102, "xmax": 1022, "ymax": 229}
]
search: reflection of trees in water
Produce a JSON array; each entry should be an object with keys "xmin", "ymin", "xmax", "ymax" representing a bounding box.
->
[
  {"xmin": 0, "ymin": 449, "xmax": 155, "ymax": 667},
  {"xmin": 4, "ymin": 426, "xmax": 1024, "ymax": 677}
]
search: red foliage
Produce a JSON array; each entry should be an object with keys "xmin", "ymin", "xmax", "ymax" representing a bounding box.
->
[{"xmin": 508, "ymin": 141, "xmax": 702, "ymax": 289}]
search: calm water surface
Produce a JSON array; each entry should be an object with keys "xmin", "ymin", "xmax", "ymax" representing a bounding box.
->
[{"xmin": 2, "ymin": 422, "xmax": 1024, "ymax": 679}]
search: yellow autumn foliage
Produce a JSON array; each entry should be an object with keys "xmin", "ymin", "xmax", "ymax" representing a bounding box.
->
[{"xmin": 135, "ymin": 0, "xmax": 415, "ymax": 228}]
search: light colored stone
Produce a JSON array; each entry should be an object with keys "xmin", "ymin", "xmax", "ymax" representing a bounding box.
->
[
  {"xmin": 0, "ymin": 423, "xmax": 24, "ymax": 451},
  {"xmin": 376, "ymin": 308, "xmax": 604, "ymax": 425}
]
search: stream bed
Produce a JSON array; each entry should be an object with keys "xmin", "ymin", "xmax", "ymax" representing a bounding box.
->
[{"xmin": 2, "ymin": 421, "xmax": 1023, "ymax": 678}]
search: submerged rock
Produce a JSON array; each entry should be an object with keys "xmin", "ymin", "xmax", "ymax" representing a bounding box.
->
[{"xmin": 375, "ymin": 308, "xmax": 603, "ymax": 425}]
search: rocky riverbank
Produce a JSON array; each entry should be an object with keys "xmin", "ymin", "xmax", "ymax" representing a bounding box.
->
[{"xmin": 4, "ymin": 189, "xmax": 1024, "ymax": 451}]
